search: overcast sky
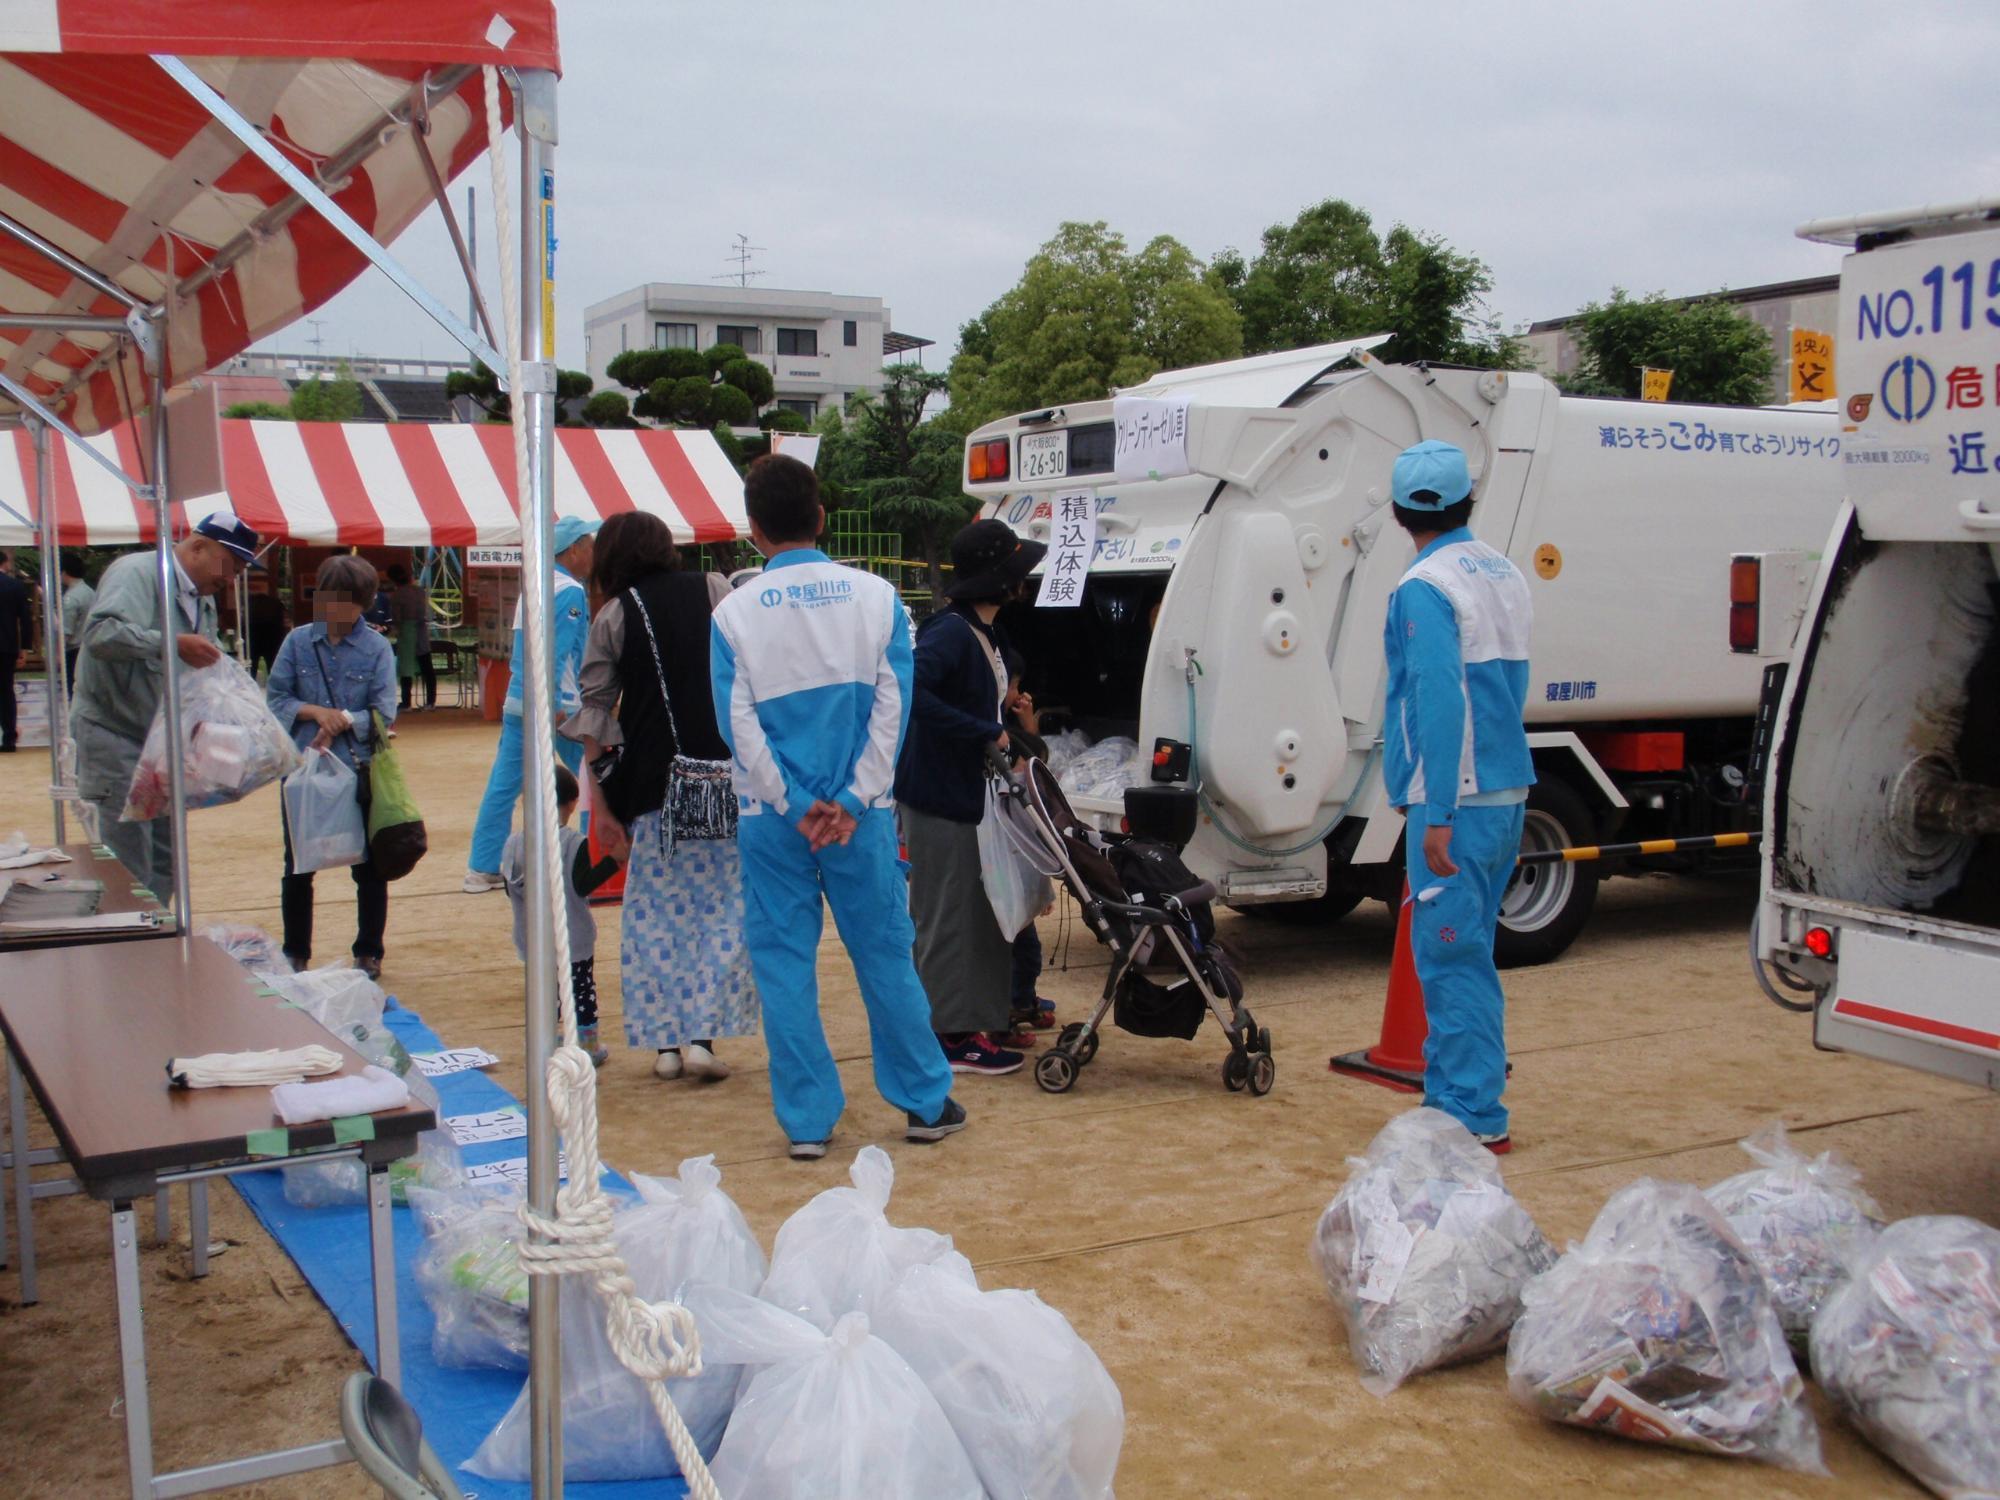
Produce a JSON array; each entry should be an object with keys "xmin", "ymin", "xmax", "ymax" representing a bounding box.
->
[{"xmin": 271, "ymin": 0, "xmax": 2000, "ymax": 379}]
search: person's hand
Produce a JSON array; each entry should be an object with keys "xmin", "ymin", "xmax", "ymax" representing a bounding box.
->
[
  {"xmin": 820, "ymin": 806, "xmax": 858, "ymax": 848},
  {"xmin": 796, "ymin": 799, "xmax": 854, "ymax": 852},
  {"xmin": 310, "ymin": 723, "xmax": 337, "ymax": 753},
  {"xmin": 597, "ymin": 812, "xmax": 630, "ymax": 865},
  {"xmin": 176, "ymin": 632, "xmax": 222, "ymax": 667},
  {"xmin": 994, "ymin": 729, "xmax": 1011, "ymax": 754},
  {"xmin": 1422, "ymin": 823, "xmax": 1459, "ymax": 879}
]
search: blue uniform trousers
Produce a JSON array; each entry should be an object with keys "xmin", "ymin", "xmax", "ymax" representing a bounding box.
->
[
  {"xmin": 1404, "ymin": 801, "xmax": 1524, "ymax": 1137},
  {"xmin": 737, "ymin": 807, "xmax": 954, "ymax": 1144},
  {"xmin": 469, "ymin": 712, "xmax": 584, "ymax": 874}
]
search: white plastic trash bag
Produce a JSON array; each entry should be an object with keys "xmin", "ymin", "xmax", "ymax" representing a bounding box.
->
[
  {"xmin": 979, "ymin": 783, "xmax": 1056, "ymax": 941},
  {"xmin": 1703, "ymin": 1122, "xmax": 1883, "ymax": 1355},
  {"xmin": 468, "ymin": 1155, "xmax": 768, "ymax": 1481},
  {"xmin": 1056, "ymin": 735, "xmax": 1146, "ymax": 802},
  {"xmin": 874, "ymin": 1249, "xmax": 1124, "ymax": 1499},
  {"xmin": 121, "ymin": 657, "xmax": 302, "ymax": 821},
  {"xmin": 684, "ymin": 1284, "xmax": 983, "ymax": 1500},
  {"xmin": 1506, "ymin": 1178, "xmax": 1824, "ymax": 1473},
  {"xmin": 203, "ymin": 921, "xmax": 289, "ymax": 976},
  {"xmin": 760, "ymin": 1144, "xmax": 953, "ymax": 1330},
  {"xmin": 1810, "ymin": 1215, "xmax": 2000, "ymax": 1499},
  {"xmin": 410, "ymin": 1185, "xmax": 532, "ymax": 1369},
  {"xmin": 1310, "ymin": 1107, "xmax": 1556, "ymax": 1396},
  {"xmin": 282, "ymin": 750, "xmax": 366, "ymax": 873}
]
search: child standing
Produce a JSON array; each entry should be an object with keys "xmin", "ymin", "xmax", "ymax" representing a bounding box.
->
[
  {"xmin": 1002, "ymin": 649, "xmax": 1057, "ymax": 1042},
  {"xmin": 502, "ymin": 764, "xmax": 617, "ymax": 1065}
]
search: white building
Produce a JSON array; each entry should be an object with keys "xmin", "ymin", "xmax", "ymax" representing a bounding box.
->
[{"xmin": 582, "ymin": 282, "xmax": 931, "ymax": 422}]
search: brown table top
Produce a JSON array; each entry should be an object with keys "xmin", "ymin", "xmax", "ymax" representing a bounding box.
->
[
  {"xmin": 0, "ymin": 842, "xmax": 171, "ymax": 953},
  {"xmin": 0, "ymin": 936, "xmax": 434, "ymax": 1197}
]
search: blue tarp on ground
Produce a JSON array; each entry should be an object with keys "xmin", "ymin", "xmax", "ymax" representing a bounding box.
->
[{"xmin": 232, "ymin": 1004, "xmax": 687, "ymax": 1500}]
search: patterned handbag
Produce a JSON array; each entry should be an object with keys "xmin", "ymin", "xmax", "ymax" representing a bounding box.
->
[{"xmin": 624, "ymin": 587, "xmax": 737, "ymax": 853}]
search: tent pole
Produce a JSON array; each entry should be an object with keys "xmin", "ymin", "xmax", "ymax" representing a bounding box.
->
[
  {"xmin": 513, "ymin": 64, "xmax": 564, "ymax": 1500},
  {"xmin": 141, "ymin": 319, "xmax": 193, "ymax": 929},
  {"xmin": 30, "ymin": 418, "xmax": 65, "ymax": 845}
]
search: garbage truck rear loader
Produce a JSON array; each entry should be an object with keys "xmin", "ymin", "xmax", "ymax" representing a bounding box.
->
[
  {"xmin": 1757, "ymin": 201, "xmax": 2000, "ymax": 1091},
  {"xmin": 970, "ymin": 341, "xmax": 1841, "ymax": 965}
]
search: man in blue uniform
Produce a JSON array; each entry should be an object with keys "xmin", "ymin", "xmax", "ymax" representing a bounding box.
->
[{"xmin": 1381, "ymin": 440, "xmax": 1535, "ymax": 1152}]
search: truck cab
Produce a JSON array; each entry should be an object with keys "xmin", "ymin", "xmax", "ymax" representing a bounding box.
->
[{"xmin": 968, "ymin": 340, "xmax": 1840, "ymax": 964}]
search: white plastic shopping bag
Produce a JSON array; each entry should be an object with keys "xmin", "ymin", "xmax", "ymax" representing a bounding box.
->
[
  {"xmin": 978, "ymin": 782, "xmax": 1056, "ymax": 940},
  {"xmin": 282, "ymin": 749, "xmax": 366, "ymax": 873},
  {"xmin": 121, "ymin": 656, "xmax": 301, "ymax": 820},
  {"xmin": 760, "ymin": 1145, "xmax": 954, "ymax": 1330}
]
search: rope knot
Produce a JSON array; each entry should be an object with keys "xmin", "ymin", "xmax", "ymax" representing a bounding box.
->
[{"xmin": 608, "ymin": 1296, "xmax": 705, "ymax": 1382}]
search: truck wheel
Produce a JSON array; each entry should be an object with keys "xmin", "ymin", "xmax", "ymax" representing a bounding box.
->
[
  {"xmin": 1230, "ymin": 891, "xmax": 1363, "ymax": 926},
  {"xmin": 1495, "ymin": 777, "xmax": 1600, "ymax": 969}
]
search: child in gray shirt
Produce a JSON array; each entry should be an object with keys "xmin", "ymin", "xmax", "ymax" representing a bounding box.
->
[{"xmin": 502, "ymin": 764, "xmax": 617, "ymax": 1065}]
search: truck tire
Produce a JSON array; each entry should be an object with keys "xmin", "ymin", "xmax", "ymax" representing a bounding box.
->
[
  {"xmin": 1494, "ymin": 776, "xmax": 1601, "ymax": 969},
  {"xmin": 1231, "ymin": 891, "xmax": 1364, "ymax": 926}
]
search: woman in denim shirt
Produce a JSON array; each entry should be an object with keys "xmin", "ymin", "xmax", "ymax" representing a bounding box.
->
[{"xmin": 267, "ymin": 555, "xmax": 400, "ymax": 976}]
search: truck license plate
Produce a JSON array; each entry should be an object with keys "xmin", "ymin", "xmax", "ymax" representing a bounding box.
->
[{"xmin": 1018, "ymin": 431, "xmax": 1067, "ymax": 481}]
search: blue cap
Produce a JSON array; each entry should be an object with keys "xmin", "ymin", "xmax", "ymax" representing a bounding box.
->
[
  {"xmin": 193, "ymin": 509, "xmax": 261, "ymax": 565},
  {"xmin": 552, "ymin": 515, "xmax": 601, "ymax": 555},
  {"xmin": 1391, "ymin": 440, "xmax": 1473, "ymax": 510}
]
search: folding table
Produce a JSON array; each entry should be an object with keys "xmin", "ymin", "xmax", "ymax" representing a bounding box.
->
[{"xmin": 0, "ymin": 936, "xmax": 434, "ymax": 1499}]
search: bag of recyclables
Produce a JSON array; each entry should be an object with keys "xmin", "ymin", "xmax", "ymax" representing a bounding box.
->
[
  {"xmin": 873, "ymin": 1249, "xmax": 1124, "ymax": 1499},
  {"xmin": 1810, "ymin": 1215, "xmax": 2000, "ymax": 1499},
  {"xmin": 203, "ymin": 920, "xmax": 289, "ymax": 976},
  {"xmin": 468, "ymin": 1155, "xmax": 767, "ymax": 1481},
  {"xmin": 1056, "ymin": 735, "xmax": 1146, "ymax": 802},
  {"xmin": 760, "ymin": 1144, "xmax": 954, "ymax": 1330},
  {"xmin": 409, "ymin": 1183, "xmax": 532, "ymax": 1370},
  {"xmin": 1703, "ymin": 1122, "xmax": 1884, "ymax": 1356},
  {"xmin": 121, "ymin": 656, "xmax": 301, "ymax": 821},
  {"xmin": 978, "ymin": 782, "xmax": 1056, "ymax": 941},
  {"xmin": 281, "ymin": 750, "xmax": 368, "ymax": 873},
  {"xmin": 1309, "ymin": 1108, "xmax": 1556, "ymax": 1395},
  {"xmin": 1506, "ymin": 1178, "xmax": 1824, "ymax": 1473},
  {"xmin": 682, "ymin": 1284, "xmax": 982, "ymax": 1500}
]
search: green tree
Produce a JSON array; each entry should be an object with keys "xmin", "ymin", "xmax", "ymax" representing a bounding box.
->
[
  {"xmin": 709, "ymin": 383, "xmax": 755, "ymax": 427},
  {"xmin": 222, "ymin": 401, "xmax": 291, "ymax": 420},
  {"xmin": 444, "ymin": 362, "xmax": 592, "ymax": 422},
  {"xmin": 704, "ymin": 342, "xmax": 747, "ymax": 377},
  {"xmin": 606, "ymin": 347, "xmax": 705, "ymax": 388},
  {"xmin": 759, "ymin": 407, "xmax": 810, "ymax": 433},
  {"xmin": 947, "ymin": 221, "xmax": 1241, "ymax": 430},
  {"xmin": 289, "ymin": 360, "xmax": 366, "ymax": 422},
  {"xmin": 610, "ymin": 342, "xmax": 780, "ymax": 427},
  {"xmin": 1564, "ymin": 290, "xmax": 1776, "ymax": 405},
  {"xmin": 721, "ymin": 357, "xmax": 775, "ymax": 407},
  {"xmin": 581, "ymin": 390, "xmax": 632, "ymax": 427},
  {"xmin": 848, "ymin": 365, "xmax": 975, "ymax": 596}
]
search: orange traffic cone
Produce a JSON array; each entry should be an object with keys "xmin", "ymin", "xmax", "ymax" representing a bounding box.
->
[
  {"xmin": 1330, "ymin": 882, "xmax": 1427, "ymax": 1092},
  {"xmin": 583, "ymin": 772, "xmax": 626, "ymax": 906}
]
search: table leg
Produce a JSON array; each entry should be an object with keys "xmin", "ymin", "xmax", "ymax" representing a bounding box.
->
[
  {"xmin": 367, "ymin": 1163, "xmax": 401, "ymax": 1387},
  {"xmin": 189, "ymin": 1181, "xmax": 209, "ymax": 1279},
  {"xmin": 1, "ymin": 1052, "xmax": 11, "ymax": 1272},
  {"xmin": 153, "ymin": 1189, "xmax": 169, "ymax": 1244},
  {"xmin": 111, "ymin": 1204, "xmax": 154, "ymax": 1500},
  {"xmin": 10, "ymin": 1049, "xmax": 35, "ymax": 1305}
]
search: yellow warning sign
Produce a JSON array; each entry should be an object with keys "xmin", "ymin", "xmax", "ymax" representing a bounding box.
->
[
  {"xmin": 1640, "ymin": 367, "xmax": 1674, "ymax": 403},
  {"xmin": 1790, "ymin": 328, "xmax": 1833, "ymax": 404}
]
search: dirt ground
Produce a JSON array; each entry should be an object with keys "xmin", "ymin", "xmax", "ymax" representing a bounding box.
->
[{"xmin": 1, "ymin": 709, "xmax": 1995, "ymax": 1499}]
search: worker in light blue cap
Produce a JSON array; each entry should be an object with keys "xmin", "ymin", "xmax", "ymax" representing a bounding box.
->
[
  {"xmin": 1381, "ymin": 440, "xmax": 1535, "ymax": 1152},
  {"xmin": 464, "ymin": 514, "xmax": 599, "ymax": 891}
]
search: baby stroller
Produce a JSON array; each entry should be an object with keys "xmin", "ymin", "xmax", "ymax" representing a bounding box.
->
[{"xmin": 988, "ymin": 749, "xmax": 1273, "ymax": 1096}]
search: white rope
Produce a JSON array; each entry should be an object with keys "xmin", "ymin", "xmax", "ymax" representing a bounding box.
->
[{"xmin": 481, "ymin": 66, "xmax": 723, "ymax": 1500}]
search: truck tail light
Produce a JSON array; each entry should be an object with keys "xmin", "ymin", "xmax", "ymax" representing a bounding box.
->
[
  {"xmin": 1730, "ymin": 556, "xmax": 1760, "ymax": 654},
  {"xmin": 966, "ymin": 438, "xmax": 1009, "ymax": 483},
  {"xmin": 1804, "ymin": 925, "xmax": 1834, "ymax": 959},
  {"xmin": 968, "ymin": 443, "xmax": 989, "ymax": 481}
]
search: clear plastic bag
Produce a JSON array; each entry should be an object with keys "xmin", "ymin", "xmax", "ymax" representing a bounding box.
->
[
  {"xmin": 1310, "ymin": 1107, "xmax": 1557, "ymax": 1396},
  {"xmin": 280, "ymin": 750, "xmax": 367, "ymax": 873},
  {"xmin": 759, "ymin": 1144, "xmax": 954, "ymax": 1331},
  {"xmin": 1506, "ymin": 1178, "xmax": 1824, "ymax": 1473},
  {"xmin": 684, "ymin": 1284, "xmax": 983, "ymax": 1500},
  {"xmin": 267, "ymin": 965, "xmax": 410, "ymax": 1075},
  {"xmin": 281, "ymin": 1071, "xmax": 461, "ymax": 1208},
  {"xmin": 978, "ymin": 783, "xmax": 1057, "ymax": 941},
  {"xmin": 120, "ymin": 656, "xmax": 302, "ymax": 821},
  {"xmin": 468, "ymin": 1155, "xmax": 769, "ymax": 1481},
  {"xmin": 1703, "ymin": 1122, "xmax": 1884, "ymax": 1355},
  {"xmin": 1042, "ymin": 728, "xmax": 1091, "ymax": 779},
  {"xmin": 1810, "ymin": 1215, "xmax": 2000, "ymax": 1499},
  {"xmin": 1056, "ymin": 735, "xmax": 1146, "ymax": 801},
  {"xmin": 203, "ymin": 921, "xmax": 289, "ymax": 976},
  {"xmin": 873, "ymin": 1249, "xmax": 1124, "ymax": 1499},
  {"xmin": 411, "ymin": 1184, "xmax": 532, "ymax": 1370}
]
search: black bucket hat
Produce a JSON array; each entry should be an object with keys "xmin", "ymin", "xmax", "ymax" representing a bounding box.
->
[{"xmin": 945, "ymin": 518, "xmax": 1048, "ymax": 601}]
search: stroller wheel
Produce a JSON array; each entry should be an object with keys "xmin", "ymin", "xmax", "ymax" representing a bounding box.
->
[
  {"xmin": 1248, "ymin": 1051, "xmax": 1276, "ymax": 1096},
  {"xmin": 1036, "ymin": 1049, "xmax": 1079, "ymax": 1094},
  {"xmin": 1222, "ymin": 1051, "xmax": 1250, "ymax": 1092},
  {"xmin": 1058, "ymin": 1022, "xmax": 1099, "ymax": 1066},
  {"xmin": 1257, "ymin": 1026, "xmax": 1272, "ymax": 1057}
]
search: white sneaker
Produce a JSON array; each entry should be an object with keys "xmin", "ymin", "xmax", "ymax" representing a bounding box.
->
[
  {"xmin": 462, "ymin": 869, "xmax": 505, "ymax": 894},
  {"xmin": 653, "ymin": 1049, "xmax": 684, "ymax": 1080},
  {"xmin": 683, "ymin": 1043, "xmax": 731, "ymax": 1081}
]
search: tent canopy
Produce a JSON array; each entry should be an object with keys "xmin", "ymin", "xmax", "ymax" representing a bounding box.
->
[
  {"xmin": 0, "ymin": 418, "xmax": 747, "ymax": 549},
  {"xmin": 0, "ymin": 2, "xmax": 560, "ymax": 433}
]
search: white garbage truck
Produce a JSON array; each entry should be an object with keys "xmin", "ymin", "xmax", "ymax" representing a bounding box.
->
[
  {"xmin": 1756, "ymin": 200, "xmax": 2000, "ymax": 1090},
  {"xmin": 964, "ymin": 339, "xmax": 1841, "ymax": 964}
]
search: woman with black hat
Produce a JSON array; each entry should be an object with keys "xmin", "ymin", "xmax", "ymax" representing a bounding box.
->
[{"xmin": 894, "ymin": 518, "xmax": 1047, "ymax": 1074}]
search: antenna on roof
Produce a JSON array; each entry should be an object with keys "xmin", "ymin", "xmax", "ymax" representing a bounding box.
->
[
  {"xmin": 713, "ymin": 233, "xmax": 767, "ymax": 287},
  {"xmin": 305, "ymin": 318, "xmax": 328, "ymax": 358}
]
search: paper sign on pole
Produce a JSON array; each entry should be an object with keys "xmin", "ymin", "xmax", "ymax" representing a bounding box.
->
[
  {"xmin": 1112, "ymin": 395, "xmax": 1193, "ymax": 482},
  {"xmin": 771, "ymin": 432, "xmax": 821, "ymax": 468},
  {"xmin": 1640, "ymin": 367, "xmax": 1674, "ymax": 402},
  {"xmin": 1035, "ymin": 490, "xmax": 1097, "ymax": 608},
  {"xmin": 1789, "ymin": 328, "xmax": 1833, "ymax": 404}
]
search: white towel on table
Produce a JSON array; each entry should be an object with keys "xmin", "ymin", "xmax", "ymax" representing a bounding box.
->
[
  {"xmin": 270, "ymin": 1064, "xmax": 412, "ymax": 1126},
  {"xmin": 168, "ymin": 1045, "xmax": 344, "ymax": 1089}
]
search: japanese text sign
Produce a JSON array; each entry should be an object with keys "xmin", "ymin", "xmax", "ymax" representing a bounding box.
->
[
  {"xmin": 1112, "ymin": 395, "xmax": 1194, "ymax": 482},
  {"xmin": 1790, "ymin": 328, "xmax": 1834, "ymax": 404},
  {"xmin": 1640, "ymin": 367, "xmax": 1674, "ymax": 402},
  {"xmin": 1036, "ymin": 490, "xmax": 1098, "ymax": 608}
]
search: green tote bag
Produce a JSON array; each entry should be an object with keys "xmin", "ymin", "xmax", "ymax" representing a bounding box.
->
[{"xmin": 365, "ymin": 710, "xmax": 428, "ymax": 880}]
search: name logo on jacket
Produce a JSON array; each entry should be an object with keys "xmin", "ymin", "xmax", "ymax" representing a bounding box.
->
[{"xmin": 760, "ymin": 578, "xmax": 856, "ymax": 610}]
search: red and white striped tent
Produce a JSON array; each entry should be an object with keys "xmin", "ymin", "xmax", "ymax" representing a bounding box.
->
[{"xmin": 0, "ymin": 418, "xmax": 748, "ymax": 547}]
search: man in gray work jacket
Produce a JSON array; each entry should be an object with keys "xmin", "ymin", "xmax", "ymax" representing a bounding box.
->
[{"xmin": 71, "ymin": 512, "xmax": 258, "ymax": 902}]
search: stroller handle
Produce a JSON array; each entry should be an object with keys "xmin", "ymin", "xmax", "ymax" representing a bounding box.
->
[{"xmin": 984, "ymin": 740, "xmax": 1016, "ymax": 781}]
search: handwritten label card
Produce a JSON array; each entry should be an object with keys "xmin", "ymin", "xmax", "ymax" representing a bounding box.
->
[
  {"xmin": 445, "ymin": 1107, "xmax": 528, "ymax": 1146},
  {"xmin": 462, "ymin": 1154, "xmax": 581, "ymax": 1188},
  {"xmin": 1035, "ymin": 490, "xmax": 1097, "ymax": 609},
  {"xmin": 411, "ymin": 1047, "xmax": 501, "ymax": 1078},
  {"xmin": 1112, "ymin": 395, "xmax": 1193, "ymax": 482}
]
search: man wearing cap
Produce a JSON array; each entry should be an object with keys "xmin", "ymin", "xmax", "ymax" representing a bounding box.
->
[
  {"xmin": 1382, "ymin": 440, "xmax": 1534, "ymax": 1153},
  {"xmin": 463, "ymin": 515, "xmax": 598, "ymax": 892},
  {"xmin": 71, "ymin": 511, "xmax": 258, "ymax": 901}
]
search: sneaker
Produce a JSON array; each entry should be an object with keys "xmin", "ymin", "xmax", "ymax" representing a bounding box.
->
[
  {"xmin": 577, "ymin": 1026, "xmax": 609, "ymax": 1068},
  {"xmin": 1010, "ymin": 998, "xmax": 1059, "ymax": 1032},
  {"xmin": 906, "ymin": 1097, "xmax": 968, "ymax": 1143},
  {"xmin": 943, "ymin": 1035, "xmax": 1024, "ymax": 1076},
  {"xmin": 462, "ymin": 869, "xmax": 505, "ymax": 894},
  {"xmin": 653, "ymin": 1049, "xmax": 684, "ymax": 1081},
  {"xmin": 1475, "ymin": 1131, "xmax": 1512, "ymax": 1155},
  {"xmin": 789, "ymin": 1139, "xmax": 830, "ymax": 1161},
  {"xmin": 683, "ymin": 1042, "xmax": 731, "ymax": 1081},
  {"xmin": 995, "ymin": 1026, "xmax": 1040, "ymax": 1050},
  {"xmin": 355, "ymin": 955, "xmax": 383, "ymax": 981}
]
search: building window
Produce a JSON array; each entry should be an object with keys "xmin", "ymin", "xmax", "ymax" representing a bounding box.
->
[
  {"xmin": 776, "ymin": 398, "xmax": 818, "ymax": 419},
  {"xmin": 715, "ymin": 324, "xmax": 761, "ymax": 353},
  {"xmin": 776, "ymin": 327, "xmax": 819, "ymax": 357},
  {"xmin": 843, "ymin": 320, "xmax": 858, "ymax": 347},
  {"xmin": 653, "ymin": 321, "xmax": 697, "ymax": 350}
]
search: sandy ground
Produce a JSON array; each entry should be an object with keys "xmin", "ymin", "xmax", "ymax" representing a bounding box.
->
[{"xmin": 0, "ymin": 709, "xmax": 1995, "ymax": 1499}]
